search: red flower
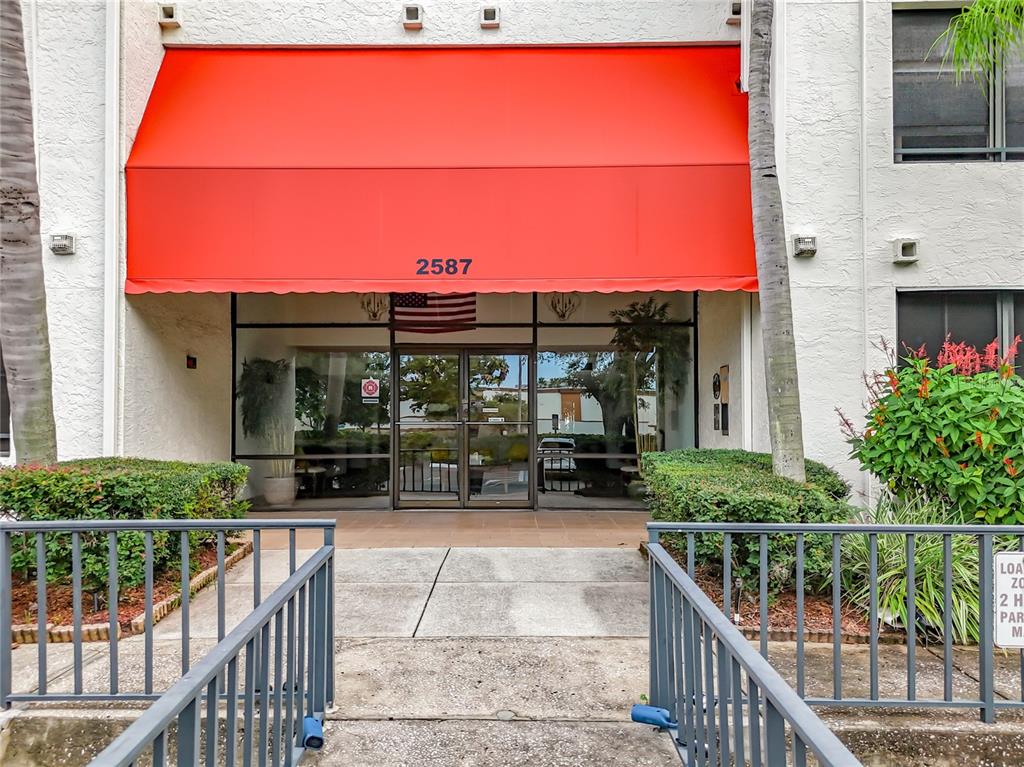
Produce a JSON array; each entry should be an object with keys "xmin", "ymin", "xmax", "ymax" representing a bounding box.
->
[
  {"xmin": 917, "ymin": 377, "xmax": 930, "ymax": 398},
  {"xmin": 983, "ymin": 339, "xmax": 1000, "ymax": 371},
  {"xmin": 1005, "ymin": 457, "xmax": 1019, "ymax": 478},
  {"xmin": 937, "ymin": 336, "xmax": 982, "ymax": 375},
  {"xmin": 975, "ymin": 431, "xmax": 984, "ymax": 448},
  {"xmin": 935, "ymin": 436, "xmax": 950, "ymax": 457},
  {"xmin": 991, "ymin": 407, "xmax": 1001, "ymax": 421}
]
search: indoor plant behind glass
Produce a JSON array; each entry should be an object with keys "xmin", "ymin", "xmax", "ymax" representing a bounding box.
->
[{"xmin": 237, "ymin": 357, "xmax": 296, "ymax": 506}]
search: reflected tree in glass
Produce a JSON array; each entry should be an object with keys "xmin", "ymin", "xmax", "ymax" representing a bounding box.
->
[{"xmin": 611, "ymin": 298, "xmax": 690, "ymax": 455}]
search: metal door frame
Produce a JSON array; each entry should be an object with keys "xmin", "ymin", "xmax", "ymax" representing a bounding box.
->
[{"xmin": 391, "ymin": 345, "xmax": 535, "ymax": 510}]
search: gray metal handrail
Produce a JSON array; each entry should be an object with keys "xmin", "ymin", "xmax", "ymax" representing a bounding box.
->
[
  {"xmin": 648, "ymin": 541, "xmax": 862, "ymax": 766},
  {"xmin": 1, "ymin": 519, "xmax": 335, "ymax": 709},
  {"xmin": 88, "ymin": 544, "xmax": 335, "ymax": 766},
  {"xmin": 648, "ymin": 521, "xmax": 1024, "ymax": 724}
]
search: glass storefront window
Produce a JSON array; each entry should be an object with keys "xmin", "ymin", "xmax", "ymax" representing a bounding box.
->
[
  {"xmin": 536, "ymin": 317, "xmax": 694, "ymax": 505},
  {"xmin": 234, "ymin": 292, "xmax": 694, "ymax": 509},
  {"xmin": 235, "ymin": 343, "xmax": 391, "ymax": 506}
]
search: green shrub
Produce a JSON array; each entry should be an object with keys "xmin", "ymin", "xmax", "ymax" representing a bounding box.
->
[
  {"xmin": 839, "ymin": 493, "xmax": 1011, "ymax": 645},
  {"xmin": 0, "ymin": 458, "xmax": 249, "ymax": 592},
  {"xmin": 642, "ymin": 449, "xmax": 852, "ymax": 592},
  {"xmin": 844, "ymin": 338, "xmax": 1024, "ymax": 524}
]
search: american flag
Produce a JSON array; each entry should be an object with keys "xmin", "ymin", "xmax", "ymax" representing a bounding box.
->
[{"xmin": 391, "ymin": 292, "xmax": 477, "ymax": 332}]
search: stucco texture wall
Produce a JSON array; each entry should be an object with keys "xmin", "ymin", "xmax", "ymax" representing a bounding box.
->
[
  {"xmin": 122, "ymin": 294, "xmax": 231, "ymax": 462},
  {"xmin": 22, "ymin": 0, "xmax": 108, "ymax": 459},
  {"xmin": 157, "ymin": 0, "xmax": 738, "ymax": 45},
  {"xmin": 781, "ymin": 0, "xmax": 1024, "ymax": 501}
]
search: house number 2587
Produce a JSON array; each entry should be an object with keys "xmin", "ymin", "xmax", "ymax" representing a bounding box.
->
[{"xmin": 415, "ymin": 258, "xmax": 473, "ymax": 275}]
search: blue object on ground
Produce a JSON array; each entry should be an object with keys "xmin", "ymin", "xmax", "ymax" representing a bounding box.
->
[
  {"xmin": 303, "ymin": 716, "xmax": 325, "ymax": 750},
  {"xmin": 630, "ymin": 703, "xmax": 677, "ymax": 730}
]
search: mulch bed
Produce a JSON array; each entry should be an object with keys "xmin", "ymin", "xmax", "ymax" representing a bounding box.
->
[
  {"xmin": 10, "ymin": 543, "xmax": 239, "ymax": 634},
  {"xmin": 657, "ymin": 541, "xmax": 895, "ymax": 641}
]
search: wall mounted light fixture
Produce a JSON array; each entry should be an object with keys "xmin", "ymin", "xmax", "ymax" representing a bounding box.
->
[
  {"xmin": 792, "ymin": 235, "xmax": 817, "ymax": 258},
  {"xmin": 158, "ymin": 4, "xmax": 180, "ymax": 29},
  {"xmin": 360, "ymin": 293, "xmax": 390, "ymax": 321},
  {"xmin": 49, "ymin": 234, "xmax": 76, "ymax": 256},
  {"xmin": 548, "ymin": 292, "xmax": 580, "ymax": 321},
  {"xmin": 480, "ymin": 6, "xmax": 500, "ymax": 28},
  {"xmin": 402, "ymin": 4, "xmax": 423, "ymax": 29}
]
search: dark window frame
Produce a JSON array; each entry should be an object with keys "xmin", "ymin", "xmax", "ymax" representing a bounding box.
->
[
  {"xmin": 892, "ymin": 7, "xmax": 1023, "ymax": 162},
  {"xmin": 896, "ymin": 289, "xmax": 1021, "ymax": 363}
]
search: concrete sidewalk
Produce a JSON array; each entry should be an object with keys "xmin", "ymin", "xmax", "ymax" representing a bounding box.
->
[
  {"xmin": 9, "ymin": 547, "xmax": 1024, "ymax": 765},
  {"xmin": 3, "ymin": 547, "xmax": 675, "ymax": 767}
]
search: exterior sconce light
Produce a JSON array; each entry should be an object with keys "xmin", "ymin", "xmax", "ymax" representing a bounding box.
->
[
  {"xmin": 49, "ymin": 234, "xmax": 76, "ymax": 256},
  {"xmin": 892, "ymin": 238, "xmax": 919, "ymax": 264},
  {"xmin": 158, "ymin": 4, "xmax": 181, "ymax": 29},
  {"xmin": 727, "ymin": 2, "xmax": 741, "ymax": 26},
  {"xmin": 360, "ymin": 293, "xmax": 390, "ymax": 321},
  {"xmin": 792, "ymin": 235, "xmax": 817, "ymax": 258},
  {"xmin": 402, "ymin": 4, "xmax": 423, "ymax": 30},
  {"xmin": 548, "ymin": 292, "xmax": 580, "ymax": 321},
  {"xmin": 480, "ymin": 6, "xmax": 500, "ymax": 28}
]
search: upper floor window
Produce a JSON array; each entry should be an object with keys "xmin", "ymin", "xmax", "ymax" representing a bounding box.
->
[{"xmin": 893, "ymin": 8, "xmax": 1023, "ymax": 162}]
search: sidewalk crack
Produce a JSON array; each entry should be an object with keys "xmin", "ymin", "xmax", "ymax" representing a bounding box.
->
[{"xmin": 412, "ymin": 547, "xmax": 451, "ymax": 637}]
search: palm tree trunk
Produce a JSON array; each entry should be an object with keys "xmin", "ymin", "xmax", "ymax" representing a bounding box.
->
[
  {"xmin": 0, "ymin": 0, "xmax": 58, "ymax": 465},
  {"xmin": 748, "ymin": 0, "xmax": 805, "ymax": 482}
]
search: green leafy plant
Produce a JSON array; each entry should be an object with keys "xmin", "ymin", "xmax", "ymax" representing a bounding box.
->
[
  {"xmin": 236, "ymin": 357, "xmax": 293, "ymax": 478},
  {"xmin": 610, "ymin": 298, "xmax": 691, "ymax": 455},
  {"xmin": 842, "ymin": 337, "xmax": 1024, "ymax": 524},
  {"xmin": 839, "ymin": 493, "xmax": 1010, "ymax": 645},
  {"xmin": 934, "ymin": 0, "xmax": 1024, "ymax": 86},
  {"xmin": 0, "ymin": 458, "xmax": 249, "ymax": 594},
  {"xmin": 642, "ymin": 449, "xmax": 851, "ymax": 592}
]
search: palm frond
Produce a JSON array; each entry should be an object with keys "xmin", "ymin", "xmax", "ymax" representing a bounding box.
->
[{"xmin": 935, "ymin": 0, "xmax": 1024, "ymax": 85}]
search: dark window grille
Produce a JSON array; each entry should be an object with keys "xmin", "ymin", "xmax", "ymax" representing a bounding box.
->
[{"xmin": 893, "ymin": 9, "xmax": 1024, "ymax": 162}]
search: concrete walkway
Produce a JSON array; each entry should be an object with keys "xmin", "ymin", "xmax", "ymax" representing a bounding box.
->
[{"xmin": 3, "ymin": 547, "xmax": 676, "ymax": 766}]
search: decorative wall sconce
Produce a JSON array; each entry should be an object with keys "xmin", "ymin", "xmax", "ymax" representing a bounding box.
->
[
  {"xmin": 360, "ymin": 293, "xmax": 390, "ymax": 321},
  {"xmin": 548, "ymin": 292, "xmax": 580, "ymax": 321},
  {"xmin": 792, "ymin": 235, "xmax": 817, "ymax": 258},
  {"xmin": 49, "ymin": 234, "xmax": 76, "ymax": 255}
]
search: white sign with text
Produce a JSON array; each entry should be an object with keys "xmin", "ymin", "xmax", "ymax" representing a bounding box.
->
[{"xmin": 995, "ymin": 552, "xmax": 1024, "ymax": 648}]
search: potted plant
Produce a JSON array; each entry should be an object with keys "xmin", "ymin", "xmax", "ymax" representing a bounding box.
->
[{"xmin": 237, "ymin": 357, "xmax": 296, "ymax": 506}]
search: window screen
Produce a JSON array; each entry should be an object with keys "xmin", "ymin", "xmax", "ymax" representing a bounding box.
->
[
  {"xmin": 1015, "ymin": 293, "xmax": 1024, "ymax": 343},
  {"xmin": 893, "ymin": 10, "xmax": 990, "ymax": 161},
  {"xmin": 897, "ymin": 291, "xmax": 999, "ymax": 361},
  {"xmin": 1006, "ymin": 52, "xmax": 1024, "ymax": 160}
]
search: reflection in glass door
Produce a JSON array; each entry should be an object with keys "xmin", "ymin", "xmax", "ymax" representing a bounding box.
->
[
  {"xmin": 395, "ymin": 349, "xmax": 532, "ymax": 508},
  {"xmin": 467, "ymin": 351, "xmax": 531, "ymax": 504},
  {"xmin": 396, "ymin": 352, "xmax": 461, "ymax": 505}
]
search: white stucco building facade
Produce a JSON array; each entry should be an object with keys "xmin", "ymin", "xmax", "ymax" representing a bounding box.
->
[{"xmin": 10, "ymin": 0, "xmax": 1024, "ymax": 509}]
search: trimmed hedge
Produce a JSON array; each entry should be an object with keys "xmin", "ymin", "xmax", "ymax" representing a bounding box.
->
[
  {"xmin": 0, "ymin": 458, "xmax": 249, "ymax": 592},
  {"xmin": 642, "ymin": 450, "xmax": 852, "ymax": 592}
]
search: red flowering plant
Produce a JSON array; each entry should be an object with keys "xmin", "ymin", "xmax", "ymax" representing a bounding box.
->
[{"xmin": 840, "ymin": 336, "xmax": 1024, "ymax": 524}]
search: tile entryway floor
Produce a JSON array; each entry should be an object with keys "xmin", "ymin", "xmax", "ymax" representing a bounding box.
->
[{"xmin": 248, "ymin": 510, "xmax": 650, "ymax": 549}]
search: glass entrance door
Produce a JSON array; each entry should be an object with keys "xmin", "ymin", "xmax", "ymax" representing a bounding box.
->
[{"xmin": 395, "ymin": 349, "xmax": 533, "ymax": 508}]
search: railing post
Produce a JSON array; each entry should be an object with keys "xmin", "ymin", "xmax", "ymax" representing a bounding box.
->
[
  {"xmin": 0, "ymin": 529, "xmax": 12, "ymax": 710},
  {"xmin": 650, "ymin": 554, "xmax": 670, "ymax": 709},
  {"xmin": 979, "ymin": 533, "xmax": 995, "ymax": 723},
  {"xmin": 313, "ymin": 563, "xmax": 328, "ymax": 716},
  {"xmin": 324, "ymin": 528, "xmax": 335, "ymax": 710}
]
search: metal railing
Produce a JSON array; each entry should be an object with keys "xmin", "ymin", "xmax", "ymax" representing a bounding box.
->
[
  {"xmin": 87, "ymin": 544, "xmax": 334, "ymax": 766},
  {"xmin": 648, "ymin": 537, "xmax": 862, "ymax": 766},
  {"xmin": 648, "ymin": 522, "xmax": 1024, "ymax": 726},
  {"xmin": 1, "ymin": 519, "xmax": 335, "ymax": 708}
]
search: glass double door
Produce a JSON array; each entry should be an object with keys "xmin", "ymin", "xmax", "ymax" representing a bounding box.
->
[{"xmin": 395, "ymin": 348, "xmax": 533, "ymax": 508}]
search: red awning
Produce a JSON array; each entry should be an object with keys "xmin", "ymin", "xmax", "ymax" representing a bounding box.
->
[{"xmin": 126, "ymin": 46, "xmax": 755, "ymax": 294}]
